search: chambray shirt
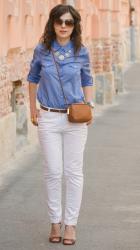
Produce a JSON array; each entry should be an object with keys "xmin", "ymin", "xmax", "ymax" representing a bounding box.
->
[{"xmin": 27, "ymin": 40, "xmax": 93, "ymax": 109}]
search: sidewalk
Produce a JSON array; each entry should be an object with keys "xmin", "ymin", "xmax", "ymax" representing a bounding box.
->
[{"xmin": 0, "ymin": 63, "xmax": 140, "ymax": 250}]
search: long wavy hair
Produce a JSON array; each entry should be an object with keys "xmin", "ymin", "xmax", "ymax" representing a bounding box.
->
[{"xmin": 40, "ymin": 4, "xmax": 82, "ymax": 54}]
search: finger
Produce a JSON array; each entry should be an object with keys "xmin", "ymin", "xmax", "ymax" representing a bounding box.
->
[
  {"xmin": 32, "ymin": 120, "xmax": 38, "ymax": 126},
  {"xmin": 31, "ymin": 118, "xmax": 38, "ymax": 126}
]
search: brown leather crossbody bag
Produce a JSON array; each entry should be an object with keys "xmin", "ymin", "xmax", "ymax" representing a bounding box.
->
[{"xmin": 51, "ymin": 49, "xmax": 93, "ymax": 123}]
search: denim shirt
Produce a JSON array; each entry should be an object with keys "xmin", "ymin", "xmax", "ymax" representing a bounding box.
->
[{"xmin": 27, "ymin": 40, "xmax": 93, "ymax": 109}]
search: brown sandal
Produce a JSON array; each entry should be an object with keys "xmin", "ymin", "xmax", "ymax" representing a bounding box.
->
[
  {"xmin": 49, "ymin": 236, "xmax": 62, "ymax": 243},
  {"xmin": 63, "ymin": 225, "xmax": 76, "ymax": 245},
  {"xmin": 49, "ymin": 223, "xmax": 62, "ymax": 243},
  {"xmin": 63, "ymin": 238, "xmax": 76, "ymax": 245}
]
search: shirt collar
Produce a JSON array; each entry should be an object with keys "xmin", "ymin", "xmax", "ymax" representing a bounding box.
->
[{"xmin": 52, "ymin": 40, "xmax": 73, "ymax": 52}]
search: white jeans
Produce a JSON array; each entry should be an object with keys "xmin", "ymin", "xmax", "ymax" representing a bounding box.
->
[{"xmin": 38, "ymin": 109, "xmax": 88, "ymax": 225}]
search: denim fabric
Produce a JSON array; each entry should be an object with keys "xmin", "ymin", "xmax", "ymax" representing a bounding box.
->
[{"xmin": 27, "ymin": 40, "xmax": 93, "ymax": 109}]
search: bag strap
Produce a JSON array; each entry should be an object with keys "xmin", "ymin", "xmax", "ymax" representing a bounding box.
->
[{"xmin": 51, "ymin": 48, "xmax": 68, "ymax": 106}]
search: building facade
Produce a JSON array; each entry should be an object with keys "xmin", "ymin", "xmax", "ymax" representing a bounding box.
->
[{"xmin": 0, "ymin": 0, "xmax": 140, "ymax": 165}]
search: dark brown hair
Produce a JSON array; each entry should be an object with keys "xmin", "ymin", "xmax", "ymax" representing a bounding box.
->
[{"xmin": 40, "ymin": 4, "xmax": 82, "ymax": 54}]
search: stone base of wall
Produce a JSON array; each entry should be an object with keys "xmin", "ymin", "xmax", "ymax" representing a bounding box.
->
[
  {"xmin": 130, "ymin": 27, "xmax": 140, "ymax": 62},
  {"xmin": 104, "ymin": 71, "xmax": 115, "ymax": 104},
  {"xmin": 137, "ymin": 29, "xmax": 140, "ymax": 61},
  {"xmin": 0, "ymin": 108, "xmax": 39, "ymax": 167},
  {"xmin": 122, "ymin": 28, "xmax": 131, "ymax": 65},
  {"xmin": 95, "ymin": 74, "xmax": 105, "ymax": 104},
  {"xmin": 112, "ymin": 63, "xmax": 124, "ymax": 93},
  {"xmin": 0, "ymin": 112, "xmax": 16, "ymax": 166},
  {"xmin": 95, "ymin": 71, "xmax": 115, "ymax": 105}
]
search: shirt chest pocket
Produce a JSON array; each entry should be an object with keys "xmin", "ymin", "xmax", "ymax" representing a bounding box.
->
[
  {"xmin": 43, "ymin": 62, "xmax": 57, "ymax": 76},
  {"xmin": 66, "ymin": 62, "xmax": 81, "ymax": 75}
]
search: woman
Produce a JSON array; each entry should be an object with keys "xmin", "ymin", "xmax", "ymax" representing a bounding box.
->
[{"xmin": 27, "ymin": 4, "xmax": 94, "ymax": 245}]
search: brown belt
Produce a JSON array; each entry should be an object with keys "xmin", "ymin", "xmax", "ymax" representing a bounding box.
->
[{"xmin": 40, "ymin": 105, "xmax": 67, "ymax": 113}]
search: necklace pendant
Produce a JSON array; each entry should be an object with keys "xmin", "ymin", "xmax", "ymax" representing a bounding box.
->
[
  {"xmin": 54, "ymin": 51, "xmax": 60, "ymax": 56},
  {"xmin": 58, "ymin": 54, "xmax": 65, "ymax": 60},
  {"xmin": 65, "ymin": 52, "xmax": 70, "ymax": 57}
]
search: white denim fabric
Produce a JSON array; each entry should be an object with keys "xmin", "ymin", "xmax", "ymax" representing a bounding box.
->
[{"xmin": 38, "ymin": 109, "xmax": 88, "ymax": 225}]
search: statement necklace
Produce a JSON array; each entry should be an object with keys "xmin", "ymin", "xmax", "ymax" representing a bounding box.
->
[{"xmin": 54, "ymin": 49, "xmax": 72, "ymax": 60}]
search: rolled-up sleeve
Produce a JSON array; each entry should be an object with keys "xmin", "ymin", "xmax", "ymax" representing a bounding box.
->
[
  {"xmin": 81, "ymin": 48, "xmax": 93, "ymax": 87},
  {"xmin": 27, "ymin": 45, "xmax": 41, "ymax": 84}
]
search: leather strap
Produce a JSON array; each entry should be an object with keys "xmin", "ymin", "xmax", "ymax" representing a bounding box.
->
[{"xmin": 51, "ymin": 49, "xmax": 68, "ymax": 106}]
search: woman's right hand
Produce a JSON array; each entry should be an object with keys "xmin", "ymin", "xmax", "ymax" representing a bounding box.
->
[{"xmin": 30, "ymin": 108, "xmax": 40, "ymax": 126}]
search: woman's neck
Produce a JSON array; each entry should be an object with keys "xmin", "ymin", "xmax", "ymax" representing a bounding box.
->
[{"xmin": 56, "ymin": 37, "xmax": 70, "ymax": 46}]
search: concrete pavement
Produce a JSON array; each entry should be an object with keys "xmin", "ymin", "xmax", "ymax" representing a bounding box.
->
[{"xmin": 0, "ymin": 63, "xmax": 140, "ymax": 250}]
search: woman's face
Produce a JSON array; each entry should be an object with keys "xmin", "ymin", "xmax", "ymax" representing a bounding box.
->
[{"xmin": 54, "ymin": 12, "xmax": 74, "ymax": 41}]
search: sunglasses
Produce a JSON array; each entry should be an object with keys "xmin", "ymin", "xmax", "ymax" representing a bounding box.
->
[{"xmin": 54, "ymin": 18, "xmax": 75, "ymax": 27}]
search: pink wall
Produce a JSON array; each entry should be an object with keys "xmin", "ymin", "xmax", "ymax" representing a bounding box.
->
[{"xmin": 0, "ymin": 0, "xmax": 62, "ymax": 57}]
